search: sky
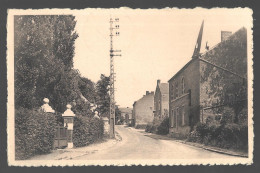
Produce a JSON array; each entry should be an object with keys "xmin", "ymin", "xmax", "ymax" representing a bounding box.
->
[{"xmin": 73, "ymin": 8, "xmax": 252, "ymax": 108}]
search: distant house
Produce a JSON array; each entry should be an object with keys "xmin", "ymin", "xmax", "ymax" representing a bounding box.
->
[
  {"xmin": 154, "ymin": 80, "xmax": 169, "ymax": 120},
  {"xmin": 168, "ymin": 27, "xmax": 247, "ymax": 137},
  {"xmin": 133, "ymin": 91, "xmax": 154, "ymax": 127},
  {"xmin": 119, "ymin": 107, "xmax": 133, "ymax": 124}
]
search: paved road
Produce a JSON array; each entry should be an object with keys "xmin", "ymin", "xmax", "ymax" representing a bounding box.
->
[{"xmin": 74, "ymin": 125, "xmax": 238, "ymax": 160}]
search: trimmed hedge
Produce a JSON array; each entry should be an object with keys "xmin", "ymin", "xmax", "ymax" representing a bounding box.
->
[
  {"xmin": 15, "ymin": 108, "xmax": 57, "ymax": 160},
  {"xmin": 73, "ymin": 116, "xmax": 104, "ymax": 147},
  {"xmin": 187, "ymin": 122, "xmax": 248, "ymax": 151}
]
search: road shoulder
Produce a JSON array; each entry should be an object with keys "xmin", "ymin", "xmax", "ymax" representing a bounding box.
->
[
  {"xmin": 130, "ymin": 127, "xmax": 248, "ymax": 158},
  {"xmin": 29, "ymin": 132, "xmax": 122, "ymax": 160}
]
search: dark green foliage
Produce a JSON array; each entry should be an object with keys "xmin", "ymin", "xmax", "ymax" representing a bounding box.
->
[
  {"xmin": 187, "ymin": 122, "xmax": 248, "ymax": 151},
  {"xmin": 14, "ymin": 15, "xmax": 79, "ymax": 112},
  {"xmin": 135, "ymin": 124, "xmax": 147, "ymax": 129},
  {"xmin": 15, "ymin": 108, "xmax": 57, "ymax": 160},
  {"xmin": 200, "ymin": 28, "xmax": 247, "ymax": 123},
  {"xmin": 115, "ymin": 106, "xmax": 122, "ymax": 125},
  {"xmin": 157, "ymin": 116, "xmax": 169, "ymax": 135},
  {"xmin": 14, "ymin": 16, "xmax": 105, "ymax": 159},
  {"xmin": 89, "ymin": 118, "xmax": 104, "ymax": 143},
  {"xmin": 145, "ymin": 116, "xmax": 169, "ymax": 135},
  {"xmin": 73, "ymin": 116, "xmax": 104, "ymax": 147},
  {"xmin": 78, "ymin": 77, "xmax": 96, "ymax": 103},
  {"xmin": 95, "ymin": 74, "xmax": 110, "ymax": 117},
  {"xmin": 145, "ymin": 123, "xmax": 156, "ymax": 133}
]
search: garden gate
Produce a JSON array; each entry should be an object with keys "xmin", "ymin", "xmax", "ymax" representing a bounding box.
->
[{"xmin": 53, "ymin": 126, "xmax": 68, "ymax": 149}]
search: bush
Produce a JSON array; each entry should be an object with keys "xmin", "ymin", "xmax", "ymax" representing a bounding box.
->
[
  {"xmin": 73, "ymin": 116, "xmax": 104, "ymax": 147},
  {"xmin": 135, "ymin": 124, "xmax": 147, "ymax": 129},
  {"xmin": 145, "ymin": 123, "xmax": 154, "ymax": 133},
  {"xmin": 145, "ymin": 116, "xmax": 169, "ymax": 135},
  {"xmin": 15, "ymin": 107, "xmax": 57, "ymax": 160},
  {"xmin": 187, "ymin": 122, "xmax": 248, "ymax": 151},
  {"xmin": 89, "ymin": 118, "xmax": 104, "ymax": 143},
  {"xmin": 157, "ymin": 116, "xmax": 169, "ymax": 135}
]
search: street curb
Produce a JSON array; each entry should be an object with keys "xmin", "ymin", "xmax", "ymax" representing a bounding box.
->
[
  {"xmin": 172, "ymin": 140, "xmax": 248, "ymax": 158},
  {"xmin": 135, "ymin": 128, "xmax": 248, "ymax": 158}
]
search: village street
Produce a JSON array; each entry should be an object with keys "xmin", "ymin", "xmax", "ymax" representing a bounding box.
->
[
  {"xmin": 30, "ymin": 125, "xmax": 244, "ymax": 161},
  {"xmin": 73, "ymin": 125, "xmax": 239, "ymax": 160}
]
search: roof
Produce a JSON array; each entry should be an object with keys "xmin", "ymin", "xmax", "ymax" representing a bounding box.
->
[
  {"xmin": 168, "ymin": 58, "xmax": 197, "ymax": 82},
  {"xmin": 134, "ymin": 92, "xmax": 154, "ymax": 106},
  {"xmin": 168, "ymin": 27, "xmax": 247, "ymax": 83},
  {"xmin": 159, "ymin": 83, "xmax": 169, "ymax": 94}
]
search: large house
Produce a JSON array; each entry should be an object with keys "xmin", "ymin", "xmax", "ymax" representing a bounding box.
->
[
  {"xmin": 132, "ymin": 91, "xmax": 154, "ymax": 126},
  {"xmin": 168, "ymin": 26, "xmax": 247, "ymax": 137},
  {"xmin": 153, "ymin": 80, "xmax": 169, "ymax": 120}
]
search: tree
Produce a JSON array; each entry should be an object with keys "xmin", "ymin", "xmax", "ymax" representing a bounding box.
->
[
  {"xmin": 14, "ymin": 15, "xmax": 79, "ymax": 112},
  {"xmin": 115, "ymin": 106, "xmax": 122, "ymax": 124},
  {"xmin": 95, "ymin": 74, "xmax": 110, "ymax": 117},
  {"xmin": 78, "ymin": 77, "xmax": 96, "ymax": 103}
]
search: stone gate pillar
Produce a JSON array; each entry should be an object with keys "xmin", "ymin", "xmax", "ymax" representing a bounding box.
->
[
  {"xmin": 62, "ymin": 104, "xmax": 75, "ymax": 149},
  {"xmin": 41, "ymin": 98, "xmax": 55, "ymax": 113},
  {"xmin": 102, "ymin": 117, "xmax": 109, "ymax": 135}
]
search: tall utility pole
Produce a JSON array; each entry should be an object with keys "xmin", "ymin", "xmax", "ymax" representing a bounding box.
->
[{"xmin": 109, "ymin": 17, "xmax": 121, "ymax": 138}]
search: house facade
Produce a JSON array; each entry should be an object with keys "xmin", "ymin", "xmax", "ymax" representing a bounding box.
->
[
  {"xmin": 119, "ymin": 107, "xmax": 133, "ymax": 124},
  {"xmin": 168, "ymin": 27, "xmax": 247, "ymax": 137},
  {"xmin": 133, "ymin": 91, "xmax": 154, "ymax": 126},
  {"xmin": 154, "ymin": 80, "xmax": 169, "ymax": 120}
]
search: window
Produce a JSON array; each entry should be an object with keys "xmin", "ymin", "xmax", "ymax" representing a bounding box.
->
[
  {"xmin": 175, "ymin": 82, "xmax": 179, "ymax": 98},
  {"xmin": 175, "ymin": 108, "xmax": 178, "ymax": 128},
  {"xmin": 181, "ymin": 77, "xmax": 185, "ymax": 94},
  {"xmin": 171, "ymin": 110, "xmax": 174, "ymax": 127},
  {"xmin": 158, "ymin": 99, "xmax": 161, "ymax": 111},
  {"xmin": 171, "ymin": 84, "xmax": 174, "ymax": 100},
  {"xmin": 181, "ymin": 107, "xmax": 185, "ymax": 126}
]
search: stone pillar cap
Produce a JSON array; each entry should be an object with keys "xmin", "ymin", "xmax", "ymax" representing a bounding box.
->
[
  {"xmin": 62, "ymin": 104, "xmax": 75, "ymax": 117},
  {"xmin": 41, "ymin": 98, "xmax": 55, "ymax": 113}
]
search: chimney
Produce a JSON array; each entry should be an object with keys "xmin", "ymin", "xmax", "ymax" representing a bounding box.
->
[
  {"xmin": 146, "ymin": 91, "xmax": 149, "ymax": 95},
  {"xmin": 221, "ymin": 31, "xmax": 232, "ymax": 42},
  {"xmin": 157, "ymin": 79, "xmax": 161, "ymax": 85}
]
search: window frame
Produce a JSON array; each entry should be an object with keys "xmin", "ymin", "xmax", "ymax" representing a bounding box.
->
[
  {"xmin": 181, "ymin": 106, "xmax": 185, "ymax": 126},
  {"xmin": 181, "ymin": 77, "xmax": 185, "ymax": 95}
]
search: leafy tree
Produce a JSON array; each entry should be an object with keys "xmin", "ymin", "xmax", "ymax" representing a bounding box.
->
[
  {"xmin": 78, "ymin": 76, "xmax": 96, "ymax": 103},
  {"xmin": 115, "ymin": 106, "xmax": 122, "ymax": 124},
  {"xmin": 95, "ymin": 74, "xmax": 110, "ymax": 117},
  {"xmin": 14, "ymin": 15, "xmax": 79, "ymax": 112}
]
